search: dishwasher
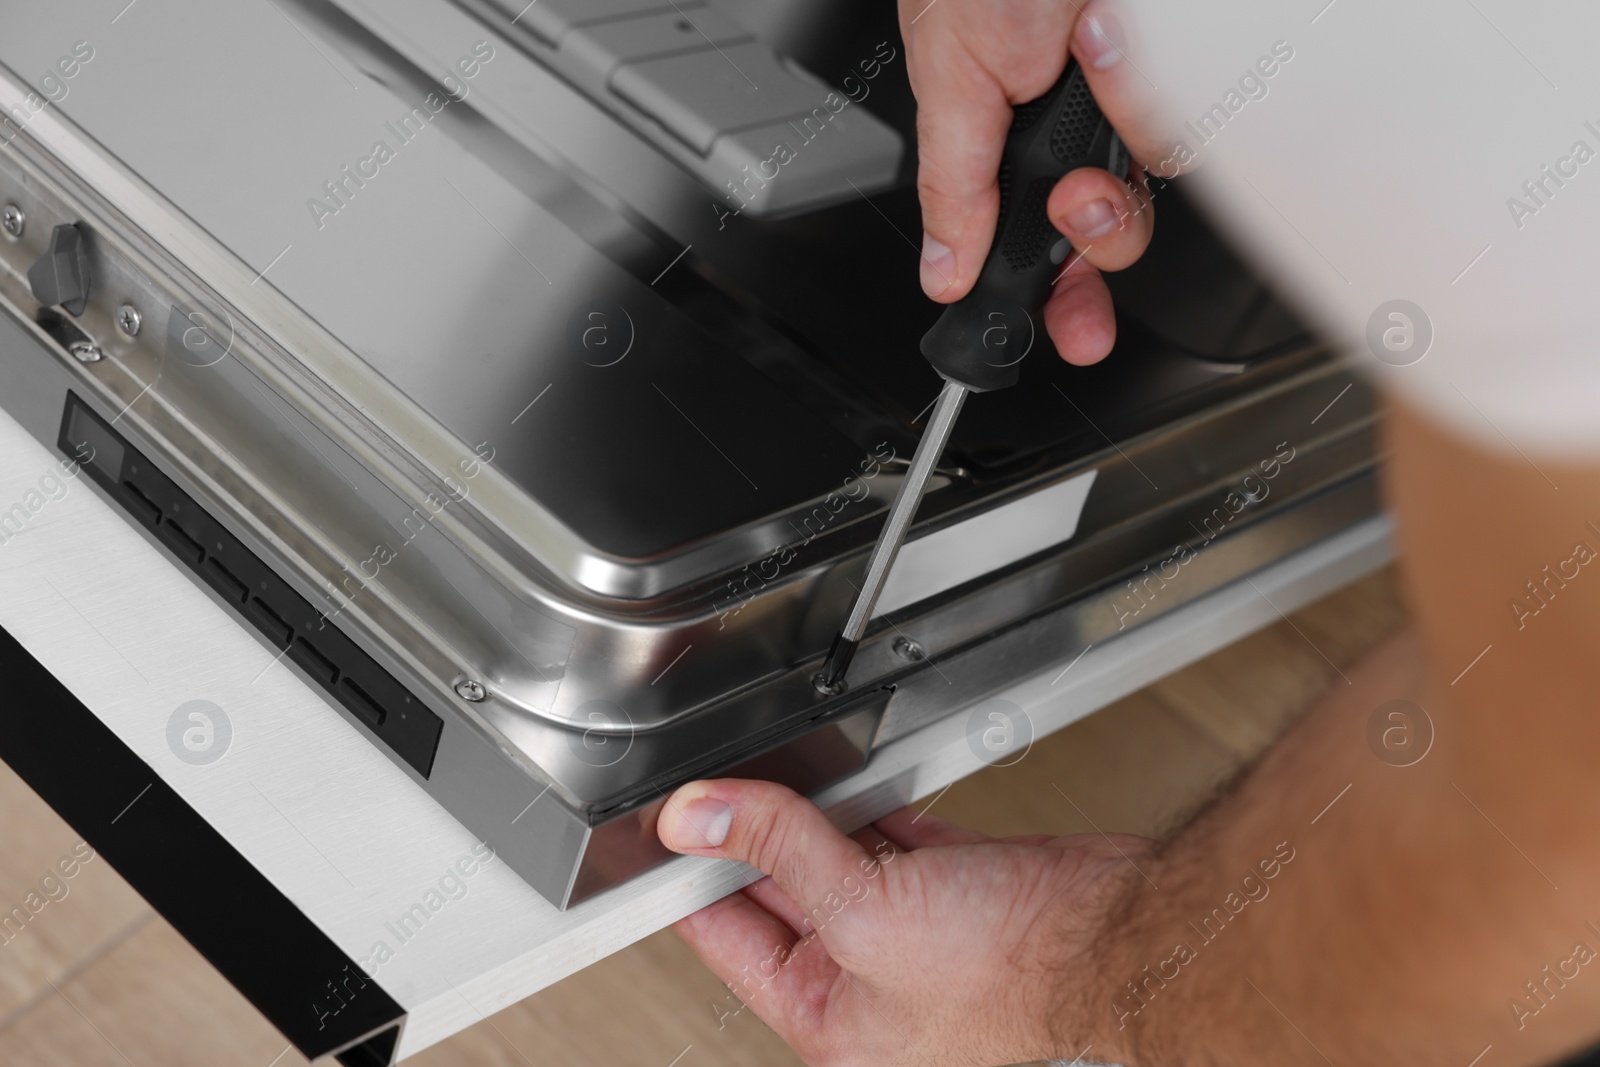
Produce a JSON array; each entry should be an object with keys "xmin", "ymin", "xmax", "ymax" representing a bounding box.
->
[{"xmin": 0, "ymin": 0, "xmax": 1379, "ymax": 913}]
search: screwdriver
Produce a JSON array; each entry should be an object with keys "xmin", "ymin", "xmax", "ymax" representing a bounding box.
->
[{"xmin": 818, "ymin": 58, "xmax": 1127, "ymax": 693}]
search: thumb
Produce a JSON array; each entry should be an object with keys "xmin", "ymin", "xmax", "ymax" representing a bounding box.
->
[{"xmin": 658, "ymin": 779, "xmax": 873, "ymax": 913}]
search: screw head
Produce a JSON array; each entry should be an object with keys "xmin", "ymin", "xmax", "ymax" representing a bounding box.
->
[
  {"xmin": 1, "ymin": 203, "xmax": 22, "ymax": 239},
  {"xmin": 67, "ymin": 340, "xmax": 102, "ymax": 364},
  {"xmin": 455, "ymin": 679, "xmax": 487, "ymax": 702},
  {"xmin": 116, "ymin": 302, "xmax": 143, "ymax": 337},
  {"xmin": 811, "ymin": 672, "xmax": 847, "ymax": 697},
  {"xmin": 892, "ymin": 636, "xmax": 926, "ymax": 662}
]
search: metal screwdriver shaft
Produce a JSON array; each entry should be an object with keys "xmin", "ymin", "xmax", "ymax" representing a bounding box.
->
[
  {"xmin": 816, "ymin": 56, "xmax": 1125, "ymax": 694},
  {"xmin": 819, "ymin": 379, "xmax": 967, "ymax": 689}
]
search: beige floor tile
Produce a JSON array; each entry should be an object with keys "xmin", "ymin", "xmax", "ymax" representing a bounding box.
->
[
  {"xmin": 0, "ymin": 994, "xmax": 132, "ymax": 1067},
  {"xmin": 409, "ymin": 927, "xmax": 803, "ymax": 1067},
  {"xmin": 0, "ymin": 918, "xmax": 310, "ymax": 1067},
  {"xmin": 0, "ymin": 763, "xmax": 152, "ymax": 1025},
  {"xmin": 1290, "ymin": 565, "xmax": 1409, "ymax": 668},
  {"xmin": 1150, "ymin": 567, "xmax": 1407, "ymax": 761},
  {"xmin": 935, "ymin": 691, "xmax": 1242, "ymax": 841}
]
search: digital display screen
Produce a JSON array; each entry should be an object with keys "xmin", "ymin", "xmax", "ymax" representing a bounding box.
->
[{"xmin": 63, "ymin": 398, "xmax": 127, "ymax": 482}]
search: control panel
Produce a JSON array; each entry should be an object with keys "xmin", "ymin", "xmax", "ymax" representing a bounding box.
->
[{"xmin": 58, "ymin": 393, "xmax": 445, "ymax": 779}]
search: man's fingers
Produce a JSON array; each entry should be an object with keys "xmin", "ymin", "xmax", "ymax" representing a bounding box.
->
[
  {"xmin": 658, "ymin": 780, "xmax": 872, "ymax": 913},
  {"xmin": 1044, "ymin": 257, "xmax": 1116, "ymax": 365},
  {"xmin": 1070, "ymin": 0, "xmax": 1178, "ymax": 173},
  {"xmin": 899, "ymin": 0, "xmax": 1172, "ymax": 309},
  {"xmin": 674, "ymin": 890, "xmax": 838, "ymax": 1035},
  {"xmin": 899, "ymin": 1, "xmax": 1077, "ymax": 303},
  {"xmin": 737, "ymin": 829, "xmax": 897, "ymax": 944},
  {"xmin": 742, "ymin": 875, "xmax": 811, "ymax": 937},
  {"xmin": 905, "ymin": 43, "xmax": 1014, "ymax": 302},
  {"xmin": 1045, "ymin": 829, "xmax": 1158, "ymax": 855},
  {"xmin": 1048, "ymin": 165, "xmax": 1154, "ymax": 272},
  {"xmin": 848, "ymin": 824, "xmax": 900, "ymax": 857},
  {"xmin": 875, "ymin": 806, "xmax": 990, "ymax": 850}
]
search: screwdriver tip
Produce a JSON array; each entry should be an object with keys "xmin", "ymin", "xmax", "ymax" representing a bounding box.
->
[{"xmin": 816, "ymin": 634, "xmax": 858, "ymax": 695}]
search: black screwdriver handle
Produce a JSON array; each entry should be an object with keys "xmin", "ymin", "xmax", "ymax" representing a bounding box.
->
[{"xmin": 921, "ymin": 59, "xmax": 1127, "ymax": 392}]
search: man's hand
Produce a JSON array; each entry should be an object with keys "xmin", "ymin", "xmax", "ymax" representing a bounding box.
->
[
  {"xmin": 656, "ymin": 779, "xmax": 1148, "ymax": 1066},
  {"xmin": 898, "ymin": 0, "xmax": 1170, "ymax": 364},
  {"xmin": 652, "ymin": 2, "xmax": 1600, "ymax": 1065}
]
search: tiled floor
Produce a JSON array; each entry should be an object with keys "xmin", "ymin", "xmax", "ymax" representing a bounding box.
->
[{"xmin": 0, "ymin": 568, "xmax": 1408, "ymax": 1066}]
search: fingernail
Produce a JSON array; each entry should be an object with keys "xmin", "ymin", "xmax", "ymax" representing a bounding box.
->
[
  {"xmin": 920, "ymin": 232, "xmax": 955, "ymax": 297},
  {"xmin": 673, "ymin": 798, "xmax": 732, "ymax": 849},
  {"xmin": 1076, "ymin": 12, "xmax": 1125, "ymax": 70},
  {"xmin": 1065, "ymin": 198, "xmax": 1120, "ymax": 238}
]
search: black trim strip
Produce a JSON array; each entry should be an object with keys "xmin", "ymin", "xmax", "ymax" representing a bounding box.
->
[
  {"xmin": 57, "ymin": 391, "xmax": 443, "ymax": 778},
  {"xmin": 0, "ymin": 621, "xmax": 406, "ymax": 1062}
]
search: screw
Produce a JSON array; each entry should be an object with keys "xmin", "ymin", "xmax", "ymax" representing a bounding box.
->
[
  {"xmin": 455, "ymin": 679, "xmax": 487, "ymax": 702},
  {"xmin": 116, "ymin": 302, "xmax": 143, "ymax": 337},
  {"xmin": 68, "ymin": 340, "xmax": 102, "ymax": 363},
  {"xmin": 892, "ymin": 636, "xmax": 926, "ymax": 662},
  {"xmin": 812, "ymin": 672, "xmax": 847, "ymax": 697},
  {"xmin": 1, "ymin": 203, "xmax": 22, "ymax": 239}
]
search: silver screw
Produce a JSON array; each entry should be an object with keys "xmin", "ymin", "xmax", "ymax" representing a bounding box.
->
[
  {"xmin": 455, "ymin": 679, "xmax": 487, "ymax": 702},
  {"xmin": 812, "ymin": 672, "xmax": 847, "ymax": 697},
  {"xmin": 68, "ymin": 340, "xmax": 102, "ymax": 364},
  {"xmin": 1, "ymin": 203, "xmax": 22, "ymax": 239},
  {"xmin": 116, "ymin": 302, "xmax": 143, "ymax": 337},
  {"xmin": 892, "ymin": 636, "xmax": 926, "ymax": 662}
]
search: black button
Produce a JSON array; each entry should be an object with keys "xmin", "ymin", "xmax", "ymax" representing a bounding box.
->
[
  {"xmin": 246, "ymin": 598, "xmax": 293, "ymax": 648},
  {"xmin": 157, "ymin": 521, "xmax": 204, "ymax": 566},
  {"xmin": 201, "ymin": 559, "xmax": 249, "ymax": 604},
  {"xmin": 120, "ymin": 482, "xmax": 160, "ymax": 527},
  {"xmin": 339, "ymin": 678, "xmax": 387, "ymax": 728},
  {"xmin": 289, "ymin": 638, "xmax": 339, "ymax": 687}
]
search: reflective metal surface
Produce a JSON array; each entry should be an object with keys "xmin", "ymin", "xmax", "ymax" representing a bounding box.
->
[{"xmin": 0, "ymin": 0, "xmax": 1382, "ymax": 908}]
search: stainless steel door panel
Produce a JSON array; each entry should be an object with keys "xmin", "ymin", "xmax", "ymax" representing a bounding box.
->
[{"xmin": 0, "ymin": 0, "xmax": 877, "ymax": 597}]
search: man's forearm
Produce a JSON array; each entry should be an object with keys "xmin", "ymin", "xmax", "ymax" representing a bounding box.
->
[
  {"xmin": 1074, "ymin": 628, "xmax": 1465, "ymax": 1064},
  {"xmin": 1064, "ymin": 403, "xmax": 1600, "ymax": 1066}
]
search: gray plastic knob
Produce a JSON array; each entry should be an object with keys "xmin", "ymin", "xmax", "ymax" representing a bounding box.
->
[{"xmin": 28, "ymin": 223, "xmax": 92, "ymax": 316}]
